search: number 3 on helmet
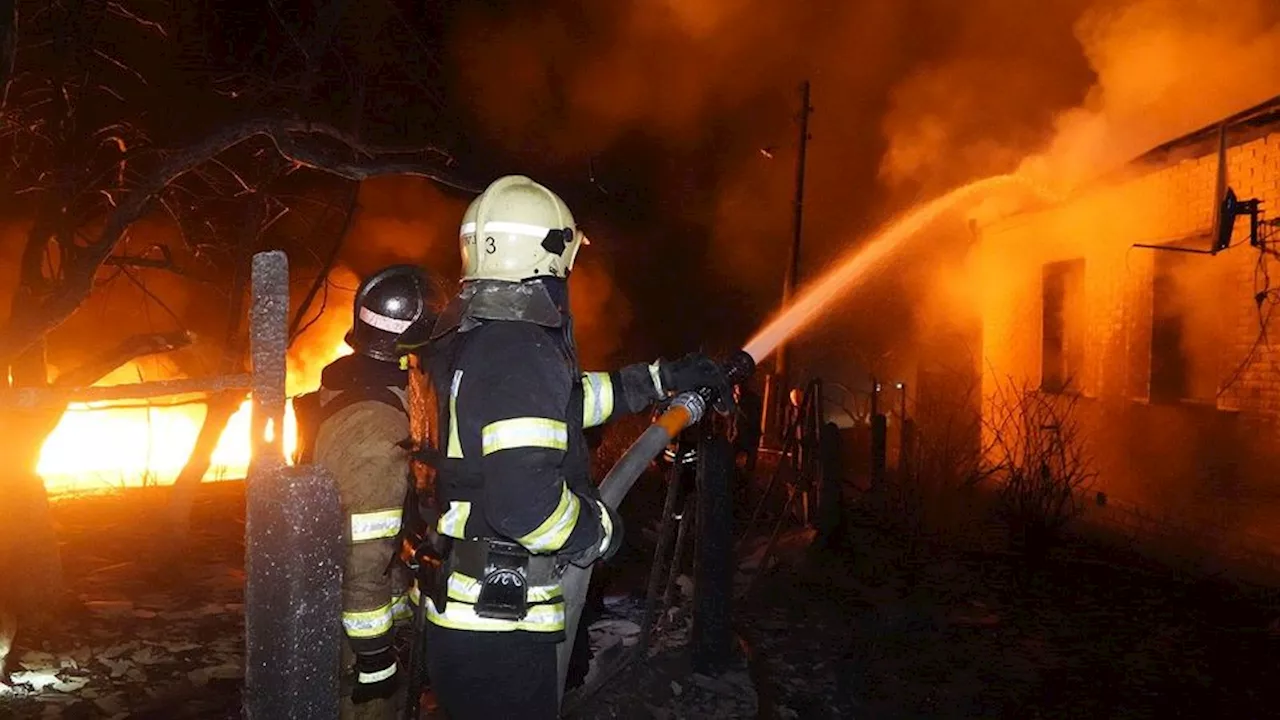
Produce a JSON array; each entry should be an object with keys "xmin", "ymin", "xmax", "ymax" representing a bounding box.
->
[{"xmin": 459, "ymin": 175, "xmax": 588, "ymax": 283}]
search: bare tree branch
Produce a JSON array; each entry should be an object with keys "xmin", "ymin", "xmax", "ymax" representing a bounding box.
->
[
  {"xmin": 0, "ymin": 373, "xmax": 252, "ymax": 409},
  {"xmin": 0, "ymin": 0, "xmax": 17, "ymax": 110},
  {"xmin": 52, "ymin": 330, "xmax": 192, "ymax": 388},
  {"xmin": 0, "ymin": 115, "xmax": 476, "ymax": 369},
  {"xmin": 289, "ymin": 185, "xmax": 358, "ymax": 343},
  {"xmin": 104, "ymin": 2, "xmax": 166, "ymax": 37}
]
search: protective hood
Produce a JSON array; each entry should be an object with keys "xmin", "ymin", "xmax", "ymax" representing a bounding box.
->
[{"xmin": 430, "ymin": 279, "xmax": 567, "ymax": 339}]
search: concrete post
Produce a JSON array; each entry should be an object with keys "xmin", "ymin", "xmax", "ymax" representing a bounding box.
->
[{"xmin": 243, "ymin": 250, "xmax": 343, "ymax": 719}]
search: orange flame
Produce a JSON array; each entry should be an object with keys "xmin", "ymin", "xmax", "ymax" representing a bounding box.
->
[{"xmin": 37, "ymin": 336, "xmax": 353, "ymax": 496}]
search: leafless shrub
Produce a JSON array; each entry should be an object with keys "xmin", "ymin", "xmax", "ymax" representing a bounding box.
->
[
  {"xmin": 982, "ymin": 375, "xmax": 1097, "ymax": 557},
  {"xmin": 884, "ymin": 365, "xmax": 995, "ymax": 550}
]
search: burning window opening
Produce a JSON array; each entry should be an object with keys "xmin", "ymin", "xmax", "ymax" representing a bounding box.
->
[
  {"xmin": 1149, "ymin": 245, "xmax": 1231, "ymax": 405},
  {"xmin": 35, "ymin": 338, "xmax": 352, "ymax": 496},
  {"xmin": 1041, "ymin": 258, "xmax": 1086, "ymax": 395}
]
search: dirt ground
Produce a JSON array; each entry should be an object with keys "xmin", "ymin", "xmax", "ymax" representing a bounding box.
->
[
  {"xmin": 731, "ymin": 511, "xmax": 1280, "ymax": 719},
  {"xmin": 4, "ymin": 480, "xmax": 1280, "ymax": 719}
]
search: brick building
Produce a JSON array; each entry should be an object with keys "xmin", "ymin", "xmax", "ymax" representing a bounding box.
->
[{"xmin": 976, "ymin": 96, "xmax": 1280, "ymax": 551}]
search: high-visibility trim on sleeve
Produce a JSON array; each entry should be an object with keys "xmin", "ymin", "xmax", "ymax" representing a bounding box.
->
[
  {"xmin": 581, "ymin": 372, "xmax": 615, "ymax": 428},
  {"xmin": 426, "ymin": 596, "xmax": 566, "ymax": 633},
  {"xmin": 596, "ymin": 500, "xmax": 614, "ymax": 554},
  {"xmin": 437, "ymin": 500, "xmax": 472, "ymax": 539},
  {"xmin": 516, "ymin": 482, "xmax": 580, "ymax": 553},
  {"xmin": 356, "ymin": 662, "xmax": 398, "ymax": 685},
  {"xmin": 481, "ymin": 417, "xmax": 568, "ymax": 455},
  {"xmin": 342, "ymin": 603, "xmax": 394, "ymax": 639},
  {"xmin": 349, "ymin": 508, "xmax": 402, "ymax": 543}
]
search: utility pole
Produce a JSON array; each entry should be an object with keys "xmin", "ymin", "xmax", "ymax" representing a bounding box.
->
[
  {"xmin": 776, "ymin": 80, "xmax": 811, "ymax": 381},
  {"xmin": 762, "ymin": 81, "xmax": 812, "ymax": 448}
]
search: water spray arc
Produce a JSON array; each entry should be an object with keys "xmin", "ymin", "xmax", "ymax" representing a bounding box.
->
[{"xmin": 744, "ymin": 173, "xmax": 1044, "ymax": 364}]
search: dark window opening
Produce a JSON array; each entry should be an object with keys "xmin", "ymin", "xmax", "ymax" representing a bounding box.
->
[
  {"xmin": 1042, "ymin": 259, "xmax": 1086, "ymax": 393},
  {"xmin": 1149, "ymin": 247, "xmax": 1227, "ymax": 404}
]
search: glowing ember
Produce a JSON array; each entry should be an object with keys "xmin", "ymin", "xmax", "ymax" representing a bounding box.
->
[
  {"xmin": 37, "ymin": 339, "xmax": 352, "ymax": 495},
  {"xmin": 743, "ymin": 174, "xmax": 1045, "ymax": 363}
]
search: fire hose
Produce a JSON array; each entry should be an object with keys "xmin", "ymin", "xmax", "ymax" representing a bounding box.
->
[{"xmin": 557, "ymin": 349, "xmax": 756, "ymax": 711}]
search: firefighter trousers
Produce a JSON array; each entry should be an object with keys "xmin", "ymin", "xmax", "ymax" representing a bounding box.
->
[
  {"xmin": 337, "ymin": 471, "xmax": 415, "ymax": 719},
  {"xmin": 425, "ymin": 623, "xmax": 559, "ymax": 720}
]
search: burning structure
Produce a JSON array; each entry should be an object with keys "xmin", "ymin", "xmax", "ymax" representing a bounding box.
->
[{"xmin": 976, "ymin": 96, "xmax": 1280, "ymax": 557}]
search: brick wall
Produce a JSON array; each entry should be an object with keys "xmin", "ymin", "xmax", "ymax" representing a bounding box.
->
[{"xmin": 978, "ymin": 129, "xmax": 1280, "ymax": 547}]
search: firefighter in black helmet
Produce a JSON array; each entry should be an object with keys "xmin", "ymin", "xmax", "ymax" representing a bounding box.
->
[
  {"xmin": 421, "ymin": 175, "xmax": 733, "ymax": 720},
  {"xmin": 294, "ymin": 264, "xmax": 444, "ymax": 719}
]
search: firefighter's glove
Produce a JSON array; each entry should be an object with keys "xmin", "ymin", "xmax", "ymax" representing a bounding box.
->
[
  {"xmin": 351, "ymin": 648, "xmax": 400, "ymax": 705},
  {"xmin": 397, "ymin": 438, "xmax": 441, "ymax": 467},
  {"xmin": 569, "ymin": 500, "xmax": 624, "ymax": 568},
  {"xmin": 660, "ymin": 353, "xmax": 735, "ymax": 414}
]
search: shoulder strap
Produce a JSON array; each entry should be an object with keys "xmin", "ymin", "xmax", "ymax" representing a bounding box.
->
[
  {"xmin": 322, "ymin": 386, "xmax": 406, "ymax": 423},
  {"xmin": 295, "ymin": 386, "xmax": 406, "ymax": 465},
  {"xmin": 292, "ymin": 391, "xmax": 323, "ymax": 465}
]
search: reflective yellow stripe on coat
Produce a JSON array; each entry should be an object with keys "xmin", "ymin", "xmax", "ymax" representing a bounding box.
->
[
  {"xmin": 447, "ymin": 370, "xmax": 464, "ymax": 458},
  {"xmin": 581, "ymin": 372, "xmax": 615, "ymax": 428},
  {"xmin": 480, "ymin": 417, "xmax": 568, "ymax": 455},
  {"xmin": 444, "ymin": 571, "xmax": 562, "ymax": 604},
  {"xmin": 349, "ymin": 508, "xmax": 402, "ymax": 543},
  {"xmin": 425, "ymin": 596, "xmax": 566, "ymax": 633},
  {"xmin": 437, "ymin": 500, "xmax": 472, "ymax": 539},
  {"xmin": 516, "ymin": 483, "xmax": 580, "ymax": 553},
  {"xmin": 342, "ymin": 603, "xmax": 394, "ymax": 639}
]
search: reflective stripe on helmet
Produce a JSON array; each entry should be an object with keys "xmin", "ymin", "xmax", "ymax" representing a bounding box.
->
[
  {"xmin": 342, "ymin": 603, "xmax": 394, "ymax": 639},
  {"xmin": 516, "ymin": 483, "xmax": 581, "ymax": 553},
  {"xmin": 358, "ymin": 306, "xmax": 414, "ymax": 333},
  {"xmin": 459, "ymin": 176, "xmax": 581, "ymax": 282},
  {"xmin": 349, "ymin": 508, "xmax": 402, "ymax": 543},
  {"xmin": 460, "ymin": 221, "xmax": 554, "ymax": 239},
  {"xmin": 426, "ymin": 596, "xmax": 566, "ymax": 633},
  {"xmin": 581, "ymin": 372, "xmax": 615, "ymax": 429},
  {"xmin": 480, "ymin": 418, "xmax": 569, "ymax": 455}
]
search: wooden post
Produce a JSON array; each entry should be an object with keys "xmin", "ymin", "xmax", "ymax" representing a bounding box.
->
[
  {"xmin": 870, "ymin": 378, "xmax": 887, "ymax": 489},
  {"xmin": 817, "ymin": 421, "xmax": 843, "ymax": 544},
  {"xmin": 690, "ymin": 432, "xmax": 735, "ymax": 674}
]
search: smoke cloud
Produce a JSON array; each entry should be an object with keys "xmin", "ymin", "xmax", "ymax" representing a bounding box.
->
[
  {"xmin": 447, "ymin": 0, "xmax": 1279, "ymax": 379},
  {"xmin": 1020, "ymin": 0, "xmax": 1280, "ymax": 192},
  {"xmin": 882, "ymin": 0, "xmax": 1280, "ymax": 197}
]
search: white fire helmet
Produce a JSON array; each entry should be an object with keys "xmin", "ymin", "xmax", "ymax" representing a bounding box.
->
[{"xmin": 458, "ymin": 175, "xmax": 587, "ymax": 283}]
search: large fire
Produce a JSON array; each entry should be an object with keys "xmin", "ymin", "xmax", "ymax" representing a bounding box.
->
[{"xmin": 37, "ymin": 337, "xmax": 353, "ymax": 496}]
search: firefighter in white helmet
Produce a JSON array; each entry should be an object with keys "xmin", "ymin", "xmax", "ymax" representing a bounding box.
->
[{"xmin": 419, "ymin": 175, "xmax": 732, "ymax": 719}]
